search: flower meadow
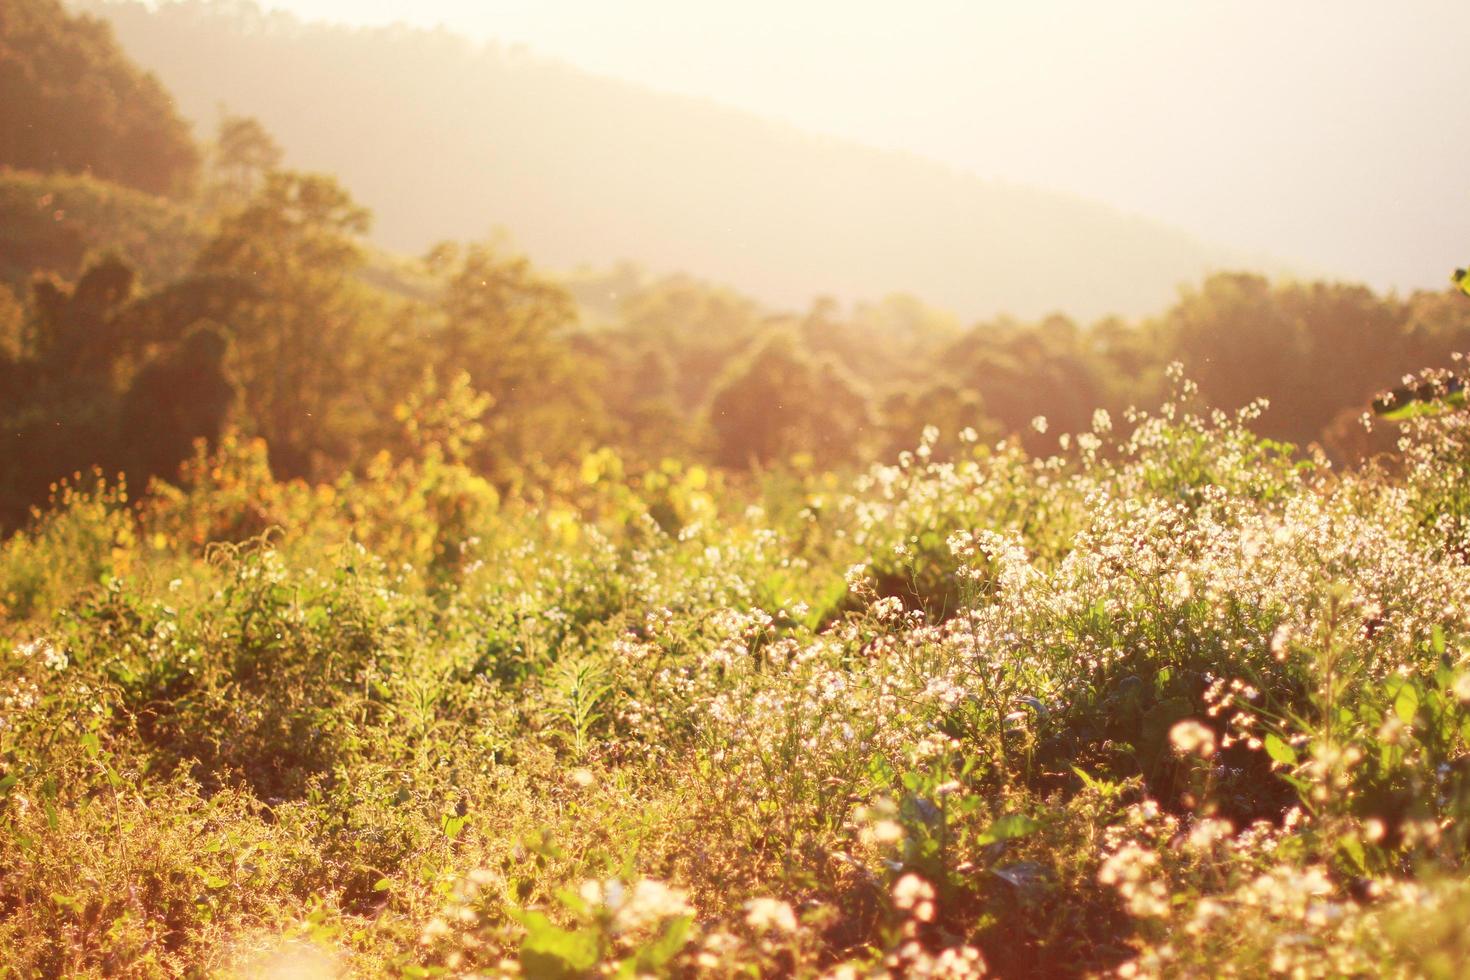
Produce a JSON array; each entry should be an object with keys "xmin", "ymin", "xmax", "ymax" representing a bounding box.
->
[{"xmin": 5, "ymin": 368, "xmax": 1470, "ymax": 978}]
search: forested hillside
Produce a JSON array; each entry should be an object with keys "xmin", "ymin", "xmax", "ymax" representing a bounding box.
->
[
  {"xmin": 1, "ymin": 0, "xmax": 198, "ymax": 194},
  {"xmin": 0, "ymin": 169, "xmax": 205, "ymax": 290},
  {"xmin": 79, "ymin": 0, "xmax": 1261, "ymax": 320}
]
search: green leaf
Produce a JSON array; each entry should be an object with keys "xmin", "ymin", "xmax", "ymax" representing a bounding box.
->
[
  {"xmin": 1375, "ymin": 385, "xmax": 1466, "ymax": 420},
  {"xmin": 977, "ymin": 813, "xmax": 1040, "ymax": 846},
  {"xmin": 1432, "ymin": 625, "xmax": 1447, "ymax": 656},
  {"xmin": 51, "ymin": 893, "xmax": 82, "ymax": 912},
  {"xmin": 1395, "ymin": 683, "xmax": 1419, "ymax": 726},
  {"xmin": 441, "ymin": 813, "xmax": 468, "ymax": 840},
  {"xmin": 1281, "ymin": 774, "xmax": 1312, "ymax": 795},
  {"xmin": 1072, "ymin": 766, "xmax": 1118, "ymax": 797},
  {"xmin": 1339, "ymin": 834, "xmax": 1367, "ymax": 873},
  {"xmin": 1263, "ymin": 733, "xmax": 1298, "ymax": 767},
  {"xmin": 633, "ymin": 914, "xmax": 693, "ymax": 972},
  {"xmin": 372, "ymin": 877, "xmax": 392, "ymax": 892},
  {"xmin": 519, "ymin": 911, "xmax": 601, "ymax": 980}
]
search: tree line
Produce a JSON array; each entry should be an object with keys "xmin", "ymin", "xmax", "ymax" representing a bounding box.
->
[{"xmin": 3, "ymin": 0, "xmax": 1468, "ymax": 530}]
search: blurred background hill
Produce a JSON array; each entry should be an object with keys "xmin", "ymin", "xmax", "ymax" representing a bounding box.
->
[{"xmin": 78, "ymin": 0, "xmax": 1266, "ymax": 321}]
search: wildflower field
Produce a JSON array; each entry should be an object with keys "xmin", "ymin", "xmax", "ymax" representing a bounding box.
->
[
  {"xmin": 7, "ymin": 0, "xmax": 1470, "ymax": 975},
  {"xmin": 5, "ymin": 367, "xmax": 1470, "ymax": 978}
]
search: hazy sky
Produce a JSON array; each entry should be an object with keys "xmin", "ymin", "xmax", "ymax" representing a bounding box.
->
[{"xmin": 239, "ymin": 1, "xmax": 1467, "ymax": 290}]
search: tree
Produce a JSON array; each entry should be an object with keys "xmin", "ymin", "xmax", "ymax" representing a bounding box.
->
[
  {"xmin": 1163, "ymin": 273, "xmax": 1307, "ymax": 422},
  {"xmin": 589, "ymin": 343, "xmax": 694, "ymax": 464},
  {"xmin": 615, "ymin": 276, "xmax": 764, "ymax": 411},
  {"xmin": 428, "ymin": 240, "xmax": 576, "ymax": 403},
  {"xmin": 194, "ymin": 171, "xmax": 376, "ymax": 477},
  {"xmin": 0, "ymin": 285, "xmax": 22, "ymax": 362},
  {"xmin": 0, "ymin": 256, "xmax": 241, "ymax": 526},
  {"xmin": 120, "ymin": 322, "xmax": 239, "ymax": 481},
  {"xmin": 0, "ymin": 0, "xmax": 199, "ymax": 195},
  {"xmin": 708, "ymin": 332, "xmax": 871, "ymax": 469},
  {"xmin": 936, "ymin": 314, "xmax": 1109, "ymax": 454},
  {"xmin": 880, "ymin": 383, "xmax": 995, "ymax": 460},
  {"xmin": 425, "ymin": 240, "xmax": 601, "ymax": 483},
  {"xmin": 208, "ymin": 112, "xmax": 284, "ymax": 209},
  {"xmin": 26, "ymin": 255, "xmax": 137, "ymax": 379}
]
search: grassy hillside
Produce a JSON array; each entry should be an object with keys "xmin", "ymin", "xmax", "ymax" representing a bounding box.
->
[
  {"xmin": 81, "ymin": 0, "xmax": 1259, "ymax": 321},
  {"xmin": 4, "ymin": 372, "xmax": 1470, "ymax": 975}
]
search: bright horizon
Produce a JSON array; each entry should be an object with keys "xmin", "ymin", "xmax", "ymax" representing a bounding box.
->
[{"xmin": 226, "ymin": 0, "xmax": 1467, "ymax": 293}]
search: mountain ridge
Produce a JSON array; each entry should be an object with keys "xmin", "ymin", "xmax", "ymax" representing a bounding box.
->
[{"xmin": 81, "ymin": 0, "xmax": 1279, "ymax": 320}]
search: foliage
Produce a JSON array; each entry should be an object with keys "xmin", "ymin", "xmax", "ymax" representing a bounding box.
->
[
  {"xmin": 193, "ymin": 171, "xmax": 380, "ymax": 478},
  {"xmin": 422, "ymin": 240, "xmax": 599, "ymax": 486},
  {"xmin": 7, "ymin": 12, "xmax": 1470, "ymax": 974},
  {"xmin": 0, "ymin": 0, "xmax": 199, "ymax": 195},
  {"xmin": 205, "ymin": 112, "xmax": 284, "ymax": 212},
  {"xmin": 708, "ymin": 331, "xmax": 872, "ymax": 470},
  {"xmin": 0, "ymin": 170, "xmax": 206, "ymax": 292},
  {"xmin": 0, "ymin": 255, "xmax": 244, "ymax": 527},
  {"xmin": 4, "ymin": 368, "xmax": 1470, "ymax": 975}
]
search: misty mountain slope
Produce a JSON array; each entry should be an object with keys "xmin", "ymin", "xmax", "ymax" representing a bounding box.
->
[{"xmin": 87, "ymin": 0, "xmax": 1264, "ymax": 320}]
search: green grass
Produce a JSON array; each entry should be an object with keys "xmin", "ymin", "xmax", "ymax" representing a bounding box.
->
[{"xmin": 3, "ymin": 372, "xmax": 1470, "ymax": 976}]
